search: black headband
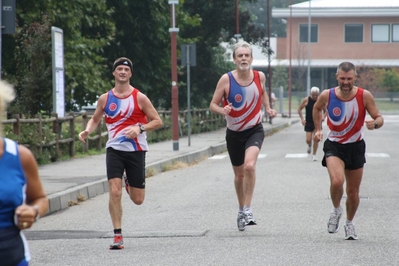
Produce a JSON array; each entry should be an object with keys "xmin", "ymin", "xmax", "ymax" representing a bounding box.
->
[{"xmin": 112, "ymin": 59, "xmax": 133, "ymax": 72}]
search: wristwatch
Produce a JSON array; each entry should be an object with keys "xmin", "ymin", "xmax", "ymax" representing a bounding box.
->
[
  {"xmin": 374, "ymin": 121, "xmax": 378, "ymax": 129},
  {"xmin": 139, "ymin": 125, "xmax": 146, "ymax": 133},
  {"xmin": 33, "ymin": 205, "xmax": 40, "ymax": 222}
]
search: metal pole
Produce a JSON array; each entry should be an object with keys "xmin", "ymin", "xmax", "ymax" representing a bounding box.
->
[
  {"xmin": 307, "ymin": 0, "xmax": 311, "ymax": 96},
  {"xmin": 234, "ymin": 0, "xmax": 241, "ymax": 41},
  {"xmin": 267, "ymin": 0, "xmax": 273, "ymax": 124},
  {"xmin": 186, "ymin": 46, "xmax": 191, "ymax": 146},
  {"xmin": 288, "ymin": 0, "xmax": 292, "ymax": 118},
  {"xmin": 169, "ymin": 1, "xmax": 179, "ymax": 151}
]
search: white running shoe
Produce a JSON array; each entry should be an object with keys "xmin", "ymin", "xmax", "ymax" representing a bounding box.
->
[
  {"xmin": 244, "ymin": 210, "xmax": 257, "ymax": 226},
  {"xmin": 237, "ymin": 212, "xmax": 246, "ymax": 231},
  {"xmin": 344, "ymin": 223, "xmax": 358, "ymax": 240},
  {"xmin": 327, "ymin": 210, "xmax": 342, "ymax": 233},
  {"xmin": 312, "ymin": 155, "xmax": 317, "ymax": 161}
]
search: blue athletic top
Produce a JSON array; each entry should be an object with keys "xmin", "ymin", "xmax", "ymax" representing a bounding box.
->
[
  {"xmin": 0, "ymin": 138, "xmax": 31, "ymax": 265},
  {"xmin": 0, "ymin": 138, "xmax": 26, "ymax": 228}
]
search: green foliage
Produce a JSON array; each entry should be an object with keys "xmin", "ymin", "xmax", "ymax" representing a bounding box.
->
[{"xmin": 8, "ymin": 16, "xmax": 53, "ymax": 117}]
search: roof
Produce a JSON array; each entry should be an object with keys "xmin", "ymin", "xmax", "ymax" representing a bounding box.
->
[
  {"xmin": 252, "ymin": 59, "xmax": 399, "ymax": 68},
  {"xmin": 272, "ymin": 0, "xmax": 399, "ymax": 18}
]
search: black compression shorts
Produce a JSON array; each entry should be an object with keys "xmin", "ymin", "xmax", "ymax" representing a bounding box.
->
[
  {"xmin": 322, "ymin": 139, "xmax": 366, "ymax": 170},
  {"xmin": 226, "ymin": 123, "xmax": 265, "ymax": 166}
]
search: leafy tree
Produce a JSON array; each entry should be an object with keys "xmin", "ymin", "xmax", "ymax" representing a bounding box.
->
[
  {"xmin": 4, "ymin": 0, "xmax": 115, "ymax": 115},
  {"xmin": 104, "ymin": 0, "xmax": 173, "ymax": 109},
  {"xmin": 8, "ymin": 16, "xmax": 52, "ymax": 117},
  {"xmin": 374, "ymin": 68, "xmax": 399, "ymax": 100}
]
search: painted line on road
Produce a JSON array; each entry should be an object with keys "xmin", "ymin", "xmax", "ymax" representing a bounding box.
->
[
  {"xmin": 209, "ymin": 154, "xmax": 267, "ymax": 160},
  {"xmin": 285, "ymin": 153, "xmax": 309, "ymax": 158},
  {"xmin": 366, "ymin": 153, "xmax": 390, "ymax": 158}
]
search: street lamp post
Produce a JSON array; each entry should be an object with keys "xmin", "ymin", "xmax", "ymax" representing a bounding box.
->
[
  {"xmin": 169, "ymin": 0, "xmax": 179, "ymax": 151},
  {"xmin": 306, "ymin": 0, "xmax": 311, "ymax": 96},
  {"xmin": 267, "ymin": 0, "xmax": 273, "ymax": 124}
]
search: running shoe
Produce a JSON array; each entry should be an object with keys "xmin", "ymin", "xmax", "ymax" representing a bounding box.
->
[
  {"xmin": 344, "ymin": 223, "xmax": 358, "ymax": 240},
  {"xmin": 123, "ymin": 172, "xmax": 129, "ymax": 195},
  {"xmin": 307, "ymin": 146, "xmax": 311, "ymax": 154},
  {"xmin": 237, "ymin": 212, "xmax": 246, "ymax": 231},
  {"xmin": 244, "ymin": 210, "xmax": 257, "ymax": 226},
  {"xmin": 109, "ymin": 234, "xmax": 124, "ymax": 249},
  {"xmin": 312, "ymin": 155, "xmax": 317, "ymax": 161},
  {"xmin": 327, "ymin": 210, "xmax": 342, "ymax": 233}
]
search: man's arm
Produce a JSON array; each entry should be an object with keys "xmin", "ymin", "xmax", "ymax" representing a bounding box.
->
[
  {"xmin": 259, "ymin": 71, "xmax": 276, "ymax": 117},
  {"xmin": 139, "ymin": 93, "xmax": 163, "ymax": 132},
  {"xmin": 313, "ymin": 90, "xmax": 329, "ymax": 141},
  {"xmin": 297, "ymin": 97, "xmax": 308, "ymax": 125},
  {"xmin": 363, "ymin": 90, "xmax": 384, "ymax": 130},
  {"xmin": 210, "ymin": 74, "xmax": 231, "ymax": 116},
  {"xmin": 78, "ymin": 93, "xmax": 106, "ymax": 142}
]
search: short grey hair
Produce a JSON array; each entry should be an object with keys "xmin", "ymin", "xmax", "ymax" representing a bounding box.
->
[
  {"xmin": 337, "ymin": 61, "xmax": 357, "ymax": 74},
  {"xmin": 232, "ymin": 41, "xmax": 253, "ymax": 59},
  {"xmin": 310, "ymin": 86, "xmax": 320, "ymax": 94}
]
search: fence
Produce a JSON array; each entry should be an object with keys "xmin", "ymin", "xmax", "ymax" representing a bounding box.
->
[{"xmin": 2, "ymin": 109, "xmax": 225, "ymax": 160}]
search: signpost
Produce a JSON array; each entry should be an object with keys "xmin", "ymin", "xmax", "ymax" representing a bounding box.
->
[
  {"xmin": 169, "ymin": 0, "xmax": 179, "ymax": 151},
  {"xmin": 181, "ymin": 44, "xmax": 196, "ymax": 146},
  {"xmin": 51, "ymin": 26, "xmax": 65, "ymax": 117}
]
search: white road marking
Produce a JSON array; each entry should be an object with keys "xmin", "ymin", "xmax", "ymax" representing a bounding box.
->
[
  {"xmin": 209, "ymin": 154, "xmax": 268, "ymax": 160},
  {"xmin": 366, "ymin": 153, "xmax": 390, "ymax": 158},
  {"xmin": 210, "ymin": 155, "xmax": 227, "ymax": 160},
  {"xmin": 285, "ymin": 153, "xmax": 309, "ymax": 158}
]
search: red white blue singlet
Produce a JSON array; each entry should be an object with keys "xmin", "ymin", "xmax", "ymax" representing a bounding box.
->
[
  {"xmin": 222, "ymin": 70, "xmax": 263, "ymax": 131},
  {"xmin": 326, "ymin": 87, "xmax": 366, "ymax": 144},
  {"xmin": 104, "ymin": 89, "xmax": 149, "ymax": 152}
]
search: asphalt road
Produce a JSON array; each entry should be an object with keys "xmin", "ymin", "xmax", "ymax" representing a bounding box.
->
[{"xmin": 25, "ymin": 115, "xmax": 399, "ymax": 266}]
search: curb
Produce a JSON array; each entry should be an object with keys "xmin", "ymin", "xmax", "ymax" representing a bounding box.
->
[{"xmin": 45, "ymin": 119, "xmax": 298, "ymax": 216}]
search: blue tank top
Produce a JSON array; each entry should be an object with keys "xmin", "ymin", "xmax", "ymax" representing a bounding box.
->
[{"xmin": 0, "ymin": 138, "xmax": 26, "ymax": 229}]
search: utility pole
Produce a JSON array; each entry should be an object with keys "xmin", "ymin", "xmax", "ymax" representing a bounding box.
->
[
  {"xmin": 169, "ymin": 1, "xmax": 179, "ymax": 151},
  {"xmin": 288, "ymin": 0, "xmax": 293, "ymax": 118},
  {"xmin": 267, "ymin": 0, "xmax": 273, "ymax": 124},
  {"xmin": 235, "ymin": 0, "xmax": 241, "ymax": 41}
]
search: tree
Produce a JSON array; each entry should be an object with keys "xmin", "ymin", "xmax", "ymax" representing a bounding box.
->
[
  {"xmin": 3, "ymin": 0, "xmax": 115, "ymax": 115},
  {"xmin": 8, "ymin": 16, "xmax": 52, "ymax": 116}
]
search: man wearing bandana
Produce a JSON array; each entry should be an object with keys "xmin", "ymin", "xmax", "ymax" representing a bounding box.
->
[{"xmin": 79, "ymin": 57, "xmax": 162, "ymax": 249}]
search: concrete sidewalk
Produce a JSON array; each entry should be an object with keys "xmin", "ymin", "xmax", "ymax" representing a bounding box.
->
[{"xmin": 39, "ymin": 116, "xmax": 299, "ymax": 216}]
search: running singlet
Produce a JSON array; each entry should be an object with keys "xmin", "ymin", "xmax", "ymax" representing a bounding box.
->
[
  {"xmin": 326, "ymin": 88, "xmax": 366, "ymax": 144},
  {"xmin": 305, "ymin": 96, "xmax": 316, "ymax": 125},
  {"xmin": 222, "ymin": 70, "xmax": 263, "ymax": 131},
  {"xmin": 0, "ymin": 138, "xmax": 31, "ymax": 264},
  {"xmin": 104, "ymin": 89, "xmax": 149, "ymax": 152}
]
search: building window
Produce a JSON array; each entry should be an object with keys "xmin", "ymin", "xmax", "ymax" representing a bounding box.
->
[
  {"xmin": 299, "ymin": 24, "xmax": 318, "ymax": 43},
  {"xmin": 393, "ymin": 24, "xmax": 399, "ymax": 42},
  {"xmin": 345, "ymin": 24, "xmax": 363, "ymax": 43},
  {"xmin": 372, "ymin": 24, "xmax": 390, "ymax": 42}
]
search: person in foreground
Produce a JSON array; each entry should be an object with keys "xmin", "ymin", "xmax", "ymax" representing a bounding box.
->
[
  {"xmin": 0, "ymin": 80, "xmax": 49, "ymax": 265},
  {"xmin": 79, "ymin": 57, "xmax": 162, "ymax": 249},
  {"xmin": 313, "ymin": 61, "xmax": 384, "ymax": 240},
  {"xmin": 297, "ymin": 86, "xmax": 326, "ymax": 161},
  {"xmin": 210, "ymin": 41, "xmax": 277, "ymax": 231}
]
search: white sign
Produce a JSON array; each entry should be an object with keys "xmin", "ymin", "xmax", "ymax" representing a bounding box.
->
[{"xmin": 52, "ymin": 27, "xmax": 65, "ymax": 117}]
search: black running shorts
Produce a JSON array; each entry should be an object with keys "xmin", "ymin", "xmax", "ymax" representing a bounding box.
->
[
  {"xmin": 322, "ymin": 139, "xmax": 366, "ymax": 170},
  {"xmin": 106, "ymin": 147, "xmax": 146, "ymax": 188},
  {"xmin": 226, "ymin": 123, "xmax": 265, "ymax": 166}
]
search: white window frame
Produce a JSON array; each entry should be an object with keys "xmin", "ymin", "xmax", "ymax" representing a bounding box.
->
[{"xmin": 371, "ymin": 24, "xmax": 390, "ymax": 42}]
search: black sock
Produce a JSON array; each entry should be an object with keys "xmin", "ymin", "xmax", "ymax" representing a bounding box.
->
[{"xmin": 114, "ymin": 229, "xmax": 122, "ymax": 235}]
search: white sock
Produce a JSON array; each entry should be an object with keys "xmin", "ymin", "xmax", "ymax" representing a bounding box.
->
[
  {"xmin": 244, "ymin": 206, "xmax": 251, "ymax": 212},
  {"xmin": 346, "ymin": 220, "xmax": 353, "ymax": 225},
  {"xmin": 333, "ymin": 206, "xmax": 342, "ymax": 213}
]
